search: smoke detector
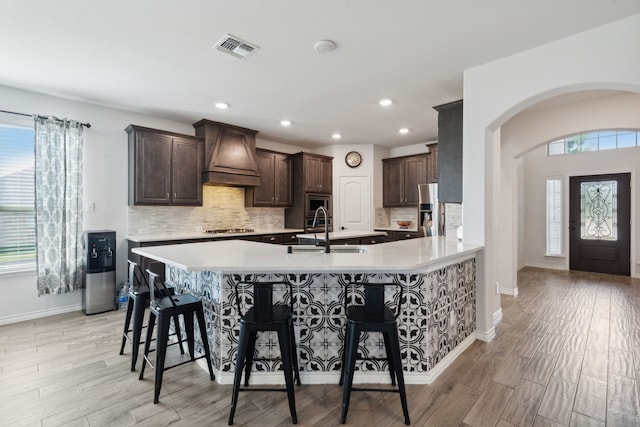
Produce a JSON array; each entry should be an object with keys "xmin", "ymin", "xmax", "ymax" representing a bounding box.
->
[
  {"xmin": 314, "ymin": 40, "xmax": 337, "ymax": 53},
  {"xmin": 214, "ymin": 34, "xmax": 259, "ymax": 59}
]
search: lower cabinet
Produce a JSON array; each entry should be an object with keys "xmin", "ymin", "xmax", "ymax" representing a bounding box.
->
[{"xmin": 375, "ymin": 230, "xmax": 418, "ymax": 241}]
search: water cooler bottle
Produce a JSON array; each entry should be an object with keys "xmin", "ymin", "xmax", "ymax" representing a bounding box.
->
[{"xmin": 82, "ymin": 230, "xmax": 116, "ymax": 315}]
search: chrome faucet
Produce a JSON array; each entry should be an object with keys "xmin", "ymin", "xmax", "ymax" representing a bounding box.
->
[{"xmin": 312, "ymin": 206, "xmax": 330, "ymax": 253}]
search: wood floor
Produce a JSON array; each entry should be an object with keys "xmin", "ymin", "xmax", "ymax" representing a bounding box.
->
[{"xmin": 1, "ymin": 267, "xmax": 640, "ymax": 426}]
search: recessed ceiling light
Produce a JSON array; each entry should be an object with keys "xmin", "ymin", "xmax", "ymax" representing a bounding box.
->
[
  {"xmin": 399, "ymin": 128, "xmax": 410, "ymax": 134},
  {"xmin": 379, "ymin": 98, "xmax": 393, "ymax": 107},
  {"xmin": 332, "ymin": 133, "xmax": 342, "ymax": 140},
  {"xmin": 280, "ymin": 120, "xmax": 292, "ymax": 126},
  {"xmin": 215, "ymin": 102, "xmax": 229, "ymax": 110}
]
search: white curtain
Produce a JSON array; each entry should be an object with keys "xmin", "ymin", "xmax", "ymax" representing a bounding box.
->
[{"xmin": 34, "ymin": 116, "xmax": 84, "ymax": 295}]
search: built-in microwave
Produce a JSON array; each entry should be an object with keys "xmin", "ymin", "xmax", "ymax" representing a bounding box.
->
[
  {"xmin": 306, "ymin": 194, "xmax": 331, "ymax": 218},
  {"xmin": 305, "ymin": 216, "xmax": 333, "ymax": 233}
]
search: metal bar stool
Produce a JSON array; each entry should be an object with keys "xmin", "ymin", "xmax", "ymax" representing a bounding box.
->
[
  {"xmin": 339, "ymin": 281, "xmax": 410, "ymax": 425},
  {"xmin": 119, "ymin": 260, "xmax": 184, "ymax": 371},
  {"xmin": 139, "ymin": 270, "xmax": 215, "ymax": 403},
  {"xmin": 228, "ymin": 280, "xmax": 300, "ymax": 425}
]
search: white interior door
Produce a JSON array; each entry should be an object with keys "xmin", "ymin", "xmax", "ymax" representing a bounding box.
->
[{"xmin": 338, "ymin": 175, "xmax": 370, "ymax": 231}]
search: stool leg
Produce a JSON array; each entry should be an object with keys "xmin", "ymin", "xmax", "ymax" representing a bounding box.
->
[
  {"xmin": 289, "ymin": 318, "xmax": 301, "ymax": 386},
  {"xmin": 173, "ymin": 313, "xmax": 185, "ymax": 354},
  {"xmin": 340, "ymin": 323, "xmax": 360, "ymax": 424},
  {"xmin": 139, "ymin": 311, "xmax": 156, "ymax": 381},
  {"xmin": 153, "ymin": 312, "xmax": 171, "ymax": 404},
  {"xmin": 338, "ymin": 324, "xmax": 349, "ymax": 386},
  {"xmin": 183, "ymin": 311, "xmax": 195, "ymax": 360},
  {"xmin": 195, "ymin": 305, "xmax": 215, "ymax": 380},
  {"xmin": 277, "ymin": 323, "xmax": 297, "ymax": 424},
  {"xmin": 386, "ymin": 327, "xmax": 410, "ymax": 425},
  {"xmin": 120, "ymin": 298, "xmax": 134, "ymax": 356},
  {"xmin": 229, "ymin": 325, "xmax": 249, "ymax": 425},
  {"xmin": 130, "ymin": 293, "xmax": 147, "ymax": 371},
  {"xmin": 243, "ymin": 331, "xmax": 257, "ymax": 386},
  {"xmin": 383, "ymin": 331, "xmax": 396, "ymax": 386}
]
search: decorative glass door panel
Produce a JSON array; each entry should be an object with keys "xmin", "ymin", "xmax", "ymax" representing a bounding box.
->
[{"xmin": 580, "ymin": 180, "xmax": 617, "ymax": 241}]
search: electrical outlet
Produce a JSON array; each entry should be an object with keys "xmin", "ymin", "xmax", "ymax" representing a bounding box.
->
[{"xmin": 496, "ymin": 281, "xmax": 500, "ymax": 294}]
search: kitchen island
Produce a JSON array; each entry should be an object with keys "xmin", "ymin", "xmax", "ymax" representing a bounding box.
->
[{"xmin": 132, "ymin": 237, "xmax": 482, "ymax": 384}]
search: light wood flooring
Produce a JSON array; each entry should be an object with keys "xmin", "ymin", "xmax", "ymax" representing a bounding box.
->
[{"xmin": 1, "ymin": 267, "xmax": 640, "ymax": 426}]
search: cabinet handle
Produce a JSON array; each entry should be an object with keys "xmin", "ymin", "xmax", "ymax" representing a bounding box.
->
[
  {"xmin": 174, "ymin": 193, "xmax": 177, "ymax": 199},
  {"xmin": 270, "ymin": 237, "xmax": 276, "ymax": 241},
  {"xmin": 166, "ymin": 193, "xmax": 169, "ymax": 199}
]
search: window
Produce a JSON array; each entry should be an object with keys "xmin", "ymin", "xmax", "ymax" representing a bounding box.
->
[
  {"xmin": 0, "ymin": 123, "xmax": 35, "ymax": 273},
  {"xmin": 546, "ymin": 177, "xmax": 562, "ymax": 256},
  {"xmin": 548, "ymin": 129, "xmax": 640, "ymax": 156}
]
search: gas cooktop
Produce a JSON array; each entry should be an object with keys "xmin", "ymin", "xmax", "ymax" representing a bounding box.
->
[{"xmin": 203, "ymin": 228, "xmax": 255, "ymax": 234}]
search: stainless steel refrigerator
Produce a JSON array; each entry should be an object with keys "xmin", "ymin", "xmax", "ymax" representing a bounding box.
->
[{"xmin": 417, "ymin": 184, "xmax": 445, "ymax": 237}]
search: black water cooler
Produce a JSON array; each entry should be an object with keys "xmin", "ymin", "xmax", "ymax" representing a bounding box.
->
[{"xmin": 82, "ymin": 230, "xmax": 116, "ymax": 314}]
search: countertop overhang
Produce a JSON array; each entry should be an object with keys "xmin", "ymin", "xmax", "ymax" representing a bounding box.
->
[
  {"xmin": 132, "ymin": 237, "xmax": 482, "ymax": 273},
  {"xmin": 295, "ymin": 230, "xmax": 387, "ymax": 241}
]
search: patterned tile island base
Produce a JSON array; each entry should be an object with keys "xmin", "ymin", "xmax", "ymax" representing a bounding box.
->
[{"xmin": 166, "ymin": 256, "xmax": 476, "ymax": 384}]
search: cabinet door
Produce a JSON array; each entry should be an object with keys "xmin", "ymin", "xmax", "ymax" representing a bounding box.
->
[
  {"xmin": 134, "ymin": 131, "xmax": 172, "ymax": 204},
  {"xmin": 404, "ymin": 155, "xmax": 427, "ymax": 205},
  {"xmin": 382, "ymin": 158, "xmax": 404, "ymax": 207},
  {"xmin": 172, "ymin": 136, "xmax": 203, "ymax": 205},
  {"xmin": 274, "ymin": 153, "xmax": 292, "ymax": 206},
  {"xmin": 318, "ymin": 157, "xmax": 333, "ymax": 194},
  {"xmin": 427, "ymin": 145, "xmax": 438, "ymax": 183},
  {"xmin": 304, "ymin": 156, "xmax": 322, "ymax": 192},
  {"xmin": 253, "ymin": 150, "xmax": 277, "ymax": 206}
]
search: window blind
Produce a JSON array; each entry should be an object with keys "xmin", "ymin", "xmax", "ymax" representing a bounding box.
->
[
  {"xmin": 0, "ymin": 124, "xmax": 36, "ymax": 273},
  {"xmin": 546, "ymin": 178, "xmax": 562, "ymax": 256}
]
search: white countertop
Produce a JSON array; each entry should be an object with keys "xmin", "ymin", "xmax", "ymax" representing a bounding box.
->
[
  {"xmin": 295, "ymin": 230, "xmax": 387, "ymax": 241},
  {"xmin": 126, "ymin": 228, "xmax": 304, "ymax": 243},
  {"xmin": 132, "ymin": 237, "xmax": 482, "ymax": 273}
]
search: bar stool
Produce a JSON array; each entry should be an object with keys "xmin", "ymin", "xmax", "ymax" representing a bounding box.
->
[
  {"xmin": 139, "ymin": 270, "xmax": 215, "ymax": 403},
  {"xmin": 339, "ymin": 282, "xmax": 410, "ymax": 425},
  {"xmin": 228, "ymin": 280, "xmax": 300, "ymax": 425},
  {"xmin": 119, "ymin": 261, "xmax": 184, "ymax": 371}
]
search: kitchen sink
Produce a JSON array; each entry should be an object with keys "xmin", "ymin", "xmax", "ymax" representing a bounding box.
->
[{"xmin": 287, "ymin": 246, "xmax": 368, "ymax": 254}]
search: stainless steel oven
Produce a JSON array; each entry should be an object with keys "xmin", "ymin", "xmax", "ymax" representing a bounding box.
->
[{"xmin": 306, "ymin": 194, "xmax": 331, "ymax": 218}]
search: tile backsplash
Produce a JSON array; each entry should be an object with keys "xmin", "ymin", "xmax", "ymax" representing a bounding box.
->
[{"xmin": 128, "ymin": 186, "xmax": 285, "ymax": 234}]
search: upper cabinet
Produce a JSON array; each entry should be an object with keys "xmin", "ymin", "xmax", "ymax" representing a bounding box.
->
[
  {"xmin": 245, "ymin": 149, "xmax": 292, "ymax": 207},
  {"xmin": 426, "ymin": 144, "xmax": 438, "ymax": 183},
  {"xmin": 294, "ymin": 152, "xmax": 333, "ymax": 194},
  {"xmin": 433, "ymin": 100, "xmax": 463, "ymax": 203},
  {"xmin": 127, "ymin": 125, "xmax": 203, "ymax": 206},
  {"xmin": 382, "ymin": 154, "xmax": 427, "ymax": 207}
]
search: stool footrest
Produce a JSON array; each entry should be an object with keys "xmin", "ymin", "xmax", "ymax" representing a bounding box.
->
[
  {"xmin": 351, "ymin": 386, "xmax": 400, "ymax": 393},
  {"xmin": 141, "ymin": 352, "xmax": 208, "ymax": 372},
  {"xmin": 239, "ymin": 387, "xmax": 288, "ymax": 393}
]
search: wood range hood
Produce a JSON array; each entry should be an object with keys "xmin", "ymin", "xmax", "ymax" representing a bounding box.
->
[{"xmin": 193, "ymin": 119, "xmax": 261, "ymax": 187}]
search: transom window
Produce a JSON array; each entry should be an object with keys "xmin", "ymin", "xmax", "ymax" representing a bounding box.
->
[
  {"xmin": 548, "ymin": 129, "xmax": 640, "ymax": 156},
  {"xmin": 0, "ymin": 123, "xmax": 35, "ymax": 273}
]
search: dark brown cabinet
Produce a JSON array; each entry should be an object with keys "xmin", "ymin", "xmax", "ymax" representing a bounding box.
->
[
  {"xmin": 127, "ymin": 125, "xmax": 203, "ymax": 206},
  {"xmin": 426, "ymin": 144, "xmax": 438, "ymax": 183},
  {"xmin": 374, "ymin": 230, "xmax": 418, "ymax": 241},
  {"xmin": 245, "ymin": 149, "xmax": 292, "ymax": 207},
  {"xmin": 382, "ymin": 154, "xmax": 427, "ymax": 207},
  {"xmin": 301, "ymin": 153, "xmax": 332, "ymax": 194}
]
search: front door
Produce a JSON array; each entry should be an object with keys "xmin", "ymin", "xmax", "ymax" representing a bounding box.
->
[
  {"xmin": 569, "ymin": 173, "xmax": 630, "ymax": 276},
  {"xmin": 338, "ymin": 175, "xmax": 370, "ymax": 231}
]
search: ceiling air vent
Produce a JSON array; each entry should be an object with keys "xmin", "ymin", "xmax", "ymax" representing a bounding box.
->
[{"xmin": 214, "ymin": 34, "xmax": 258, "ymax": 59}]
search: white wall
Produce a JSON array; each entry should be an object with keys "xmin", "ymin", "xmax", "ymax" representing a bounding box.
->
[
  {"xmin": 507, "ymin": 92, "xmax": 640, "ymax": 274},
  {"xmin": 0, "ymin": 85, "xmax": 204, "ymax": 323},
  {"xmin": 463, "ymin": 14, "xmax": 640, "ymax": 340}
]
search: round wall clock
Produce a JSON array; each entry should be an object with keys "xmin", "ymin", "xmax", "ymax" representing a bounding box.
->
[{"xmin": 345, "ymin": 151, "xmax": 362, "ymax": 168}]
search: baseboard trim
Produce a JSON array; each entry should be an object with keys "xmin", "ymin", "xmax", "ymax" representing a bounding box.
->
[
  {"xmin": 476, "ymin": 326, "xmax": 496, "ymax": 342},
  {"xmin": 0, "ymin": 303, "xmax": 82, "ymax": 326},
  {"xmin": 500, "ymin": 287, "xmax": 519, "ymax": 297},
  {"xmin": 209, "ymin": 333, "xmax": 478, "ymax": 386},
  {"xmin": 493, "ymin": 307, "xmax": 503, "ymax": 325}
]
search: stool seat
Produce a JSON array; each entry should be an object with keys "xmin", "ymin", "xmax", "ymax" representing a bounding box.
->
[
  {"xmin": 340, "ymin": 282, "xmax": 410, "ymax": 425},
  {"xmin": 139, "ymin": 270, "xmax": 215, "ymax": 404}
]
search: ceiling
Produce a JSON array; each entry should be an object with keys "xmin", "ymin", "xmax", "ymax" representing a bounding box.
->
[{"xmin": 1, "ymin": 1, "xmax": 639, "ymax": 148}]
